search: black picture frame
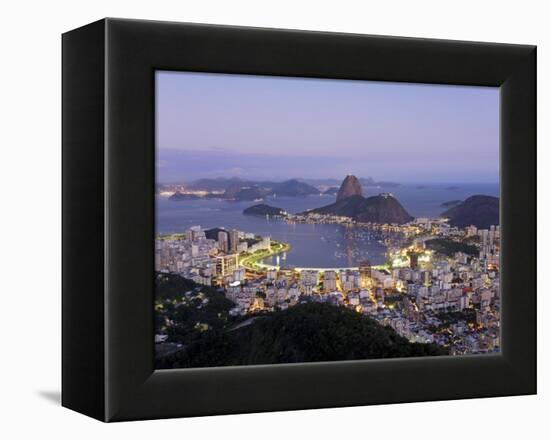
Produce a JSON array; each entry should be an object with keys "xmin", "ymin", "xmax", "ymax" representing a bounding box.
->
[{"xmin": 62, "ymin": 18, "xmax": 536, "ymax": 422}]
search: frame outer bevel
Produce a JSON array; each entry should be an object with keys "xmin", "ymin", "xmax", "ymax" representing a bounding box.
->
[
  {"xmin": 62, "ymin": 19, "xmax": 107, "ymax": 421},
  {"xmin": 63, "ymin": 18, "xmax": 536, "ymax": 422}
]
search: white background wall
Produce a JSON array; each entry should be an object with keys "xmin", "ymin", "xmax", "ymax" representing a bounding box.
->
[{"xmin": 1, "ymin": 0, "xmax": 546, "ymax": 437}]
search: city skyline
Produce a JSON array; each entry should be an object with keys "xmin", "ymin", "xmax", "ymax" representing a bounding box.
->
[{"xmin": 156, "ymin": 71, "xmax": 499, "ymax": 184}]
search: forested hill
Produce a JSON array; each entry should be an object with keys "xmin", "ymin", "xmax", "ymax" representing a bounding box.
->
[
  {"xmin": 441, "ymin": 195, "xmax": 499, "ymax": 229},
  {"xmin": 159, "ymin": 301, "xmax": 447, "ymax": 369}
]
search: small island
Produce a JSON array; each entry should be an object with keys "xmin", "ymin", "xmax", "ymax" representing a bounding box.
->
[{"xmin": 243, "ymin": 204, "xmax": 287, "ymax": 217}]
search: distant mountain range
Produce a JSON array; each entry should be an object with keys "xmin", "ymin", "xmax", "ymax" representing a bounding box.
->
[
  {"xmin": 163, "ymin": 176, "xmax": 401, "ymax": 202},
  {"xmin": 441, "ymin": 195, "xmax": 499, "ymax": 229},
  {"xmin": 167, "ymin": 176, "xmax": 498, "ymax": 230},
  {"xmin": 322, "ymin": 187, "xmax": 339, "ymax": 195},
  {"xmin": 187, "ymin": 178, "xmax": 319, "ymax": 200},
  {"xmin": 304, "ymin": 177, "xmax": 401, "ymax": 188},
  {"xmin": 189, "ymin": 177, "xmax": 249, "ymax": 191},
  {"xmin": 269, "ymin": 179, "xmax": 319, "ymax": 197},
  {"xmin": 168, "ymin": 191, "xmax": 201, "ymax": 201},
  {"xmin": 233, "ymin": 186, "xmax": 267, "ymax": 201},
  {"xmin": 188, "ymin": 176, "xmax": 399, "ymax": 192}
]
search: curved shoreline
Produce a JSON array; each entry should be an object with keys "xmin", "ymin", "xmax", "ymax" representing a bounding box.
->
[
  {"xmin": 240, "ymin": 239, "xmax": 387, "ymax": 273},
  {"xmin": 239, "ymin": 240, "xmax": 291, "ymax": 272},
  {"xmin": 255, "ymin": 263, "xmax": 388, "ymax": 273}
]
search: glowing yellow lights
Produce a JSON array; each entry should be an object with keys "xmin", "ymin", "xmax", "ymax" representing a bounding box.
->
[
  {"xmin": 193, "ymin": 322, "xmax": 210, "ymax": 332},
  {"xmin": 391, "ymin": 256, "xmax": 409, "ymax": 268}
]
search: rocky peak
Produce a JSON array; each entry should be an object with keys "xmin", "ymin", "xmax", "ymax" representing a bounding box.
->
[{"xmin": 336, "ymin": 174, "xmax": 363, "ymax": 202}]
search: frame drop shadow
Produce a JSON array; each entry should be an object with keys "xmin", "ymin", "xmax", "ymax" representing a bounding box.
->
[{"xmin": 37, "ymin": 390, "xmax": 61, "ymax": 405}]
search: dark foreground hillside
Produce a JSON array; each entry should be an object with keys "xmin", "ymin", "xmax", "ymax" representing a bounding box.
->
[{"xmin": 156, "ymin": 292, "xmax": 447, "ymax": 369}]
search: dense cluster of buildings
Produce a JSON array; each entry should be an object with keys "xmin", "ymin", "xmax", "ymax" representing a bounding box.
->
[
  {"xmin": 156, "ymin": 225, "xmax": 272, "ymax": 286},
  {"xmin": 156, "ymin": 217, "xmax": 500, "ymax": 356}
]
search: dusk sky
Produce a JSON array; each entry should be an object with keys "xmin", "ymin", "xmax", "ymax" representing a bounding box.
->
[{"xmin": 156, "ymin": 71, "xmax": 499, "ymax": 184}]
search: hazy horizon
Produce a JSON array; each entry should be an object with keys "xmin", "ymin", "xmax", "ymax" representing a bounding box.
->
[
  {"xmin": 156, "ymin": 71, "xmax": 499, "ymax": 184},
  {"xmin": 156, "ymin": 173, "xmax": 499, "ymax": 187}
]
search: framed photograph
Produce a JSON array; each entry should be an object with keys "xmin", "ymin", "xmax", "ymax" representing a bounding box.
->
[{"xmin": 62, "ymin": 18, "xmax": 536, "ymax": 422}]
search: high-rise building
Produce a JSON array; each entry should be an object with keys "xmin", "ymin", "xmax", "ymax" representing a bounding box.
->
[
  {"xmin": 480, "ymin": 229, "xmax": 489, "ymax": 246},
  {"xmin": 359, "ymin": 260, "xmax": 371, "ymax": 288},
  {"xmin": 218, "ymin": 231, "xmax": 229, "ymax": 253},
  {"xmin": 421, "ymin": 270, "xmax": 431, "ymax": 286},
  {"xmin": 188, "ymin": 225, "xmax": 205, "ymax": 242},
  {"xmin": 302, "ymin": 283, "xmax": 314, "ymax": 296},
  {"xmin": 188, "ymin": 225, "xmax": 200, "ymax": 241},
  {"xmin": 409, "ymin": 252, "xmax": 419, "ymax": 270},
  {"xmin": 300, "ymin": 270, "xmax": 319, "ymax": 286},
  {"xmin": 233, "ymin": 268, "xmax": 245, "ymax": 282},
  {"xmin": 324, "ymin": 270, "xmax": 337, "ymax": 291},
  {"xmin": 215, "ymin": 254, "xmax": 238, "ymax": 277},
  {"xmin": 230, "ymin": 229, "xmax": 239, "ymax": 253}
]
